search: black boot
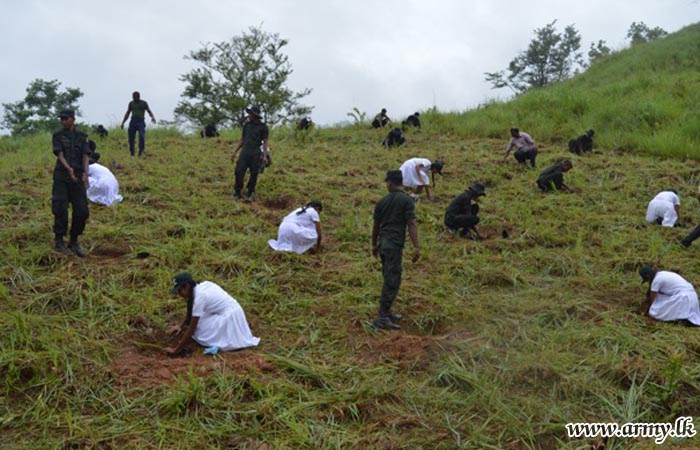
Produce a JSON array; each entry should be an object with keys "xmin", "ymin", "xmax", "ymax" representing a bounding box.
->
[
  {"xmin": 54, "ymin": 239, "xmax": 72, "ymax": 256},
  {"xmin": 68, "ymin": 239, "xmax": 86, "ymax": 257},
  {"xmin": 681, "ymin": 225, "xmax": 700, "ymax": 248}
]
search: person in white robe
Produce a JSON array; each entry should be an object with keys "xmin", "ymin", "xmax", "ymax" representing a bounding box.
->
[
  {"xmin": 268, "ymin": 201, "xmax": 323, "ymax": 254},
  {"xmin": 639, "ymin": 265, "xmax": 700, "ymax": 326},
  {"xmin": 87, "ymin": 159, "xmax": 123, "ymax": 206},
  {"xmin": 399, "ymin": 158, "xmax": 444, "ymax": 200},
  {"xmin": 164, "ymin": 273, "xmax": 260, "ymax": 355},
  {"xmin": 645, "ymin": 190, "xmax": 680, "ymax": 227}
]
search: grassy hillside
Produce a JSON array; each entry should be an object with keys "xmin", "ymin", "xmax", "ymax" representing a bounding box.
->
[
  {"xmin": 2, "ymin": 123, "xmax": 700, "ymax": 449},
  {"xmin": 426, "ymin": 22, "xmax": 700, "ymax": 159}
]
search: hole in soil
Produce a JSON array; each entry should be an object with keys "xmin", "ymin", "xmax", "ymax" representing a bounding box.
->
[
  {"xmin": 91, "ymin": 242, "xmax": 131, "ymax": 257},
  {"xmin": 111, "ymin": 342, "xmax": 275, "ymax": 388},
  {"xmin": 262, "ymin": 195, "xmax": 295, "ymax": 210}
]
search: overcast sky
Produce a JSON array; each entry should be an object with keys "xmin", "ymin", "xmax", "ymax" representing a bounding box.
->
[{"xmin": 1, "ymin": 0, "xmax": 697, "ymax": 129}]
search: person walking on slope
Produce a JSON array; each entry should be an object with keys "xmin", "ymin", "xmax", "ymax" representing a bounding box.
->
[
  {"xmin": 371, "ymin": 170, "xmax": 420, "ymax": 330},
  {"xmin": 231, "ymin": 106, "xmax": 269, "ymax": 202},
  {"xmin": 120, "ymin": 91, "xmax": 156, "ymax": 156}
]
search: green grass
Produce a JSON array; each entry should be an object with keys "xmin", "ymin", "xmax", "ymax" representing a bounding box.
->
[
  {"xmin": 2, "ymin": 123, "xmax": 700, "ymax": 449},
  {"xmin": 3, "ymin": 23, "xmax": 700, "ymax": 449},
  {"xmin": 423, "ymin": 22, "xmax": 700, "ymax": 159}
]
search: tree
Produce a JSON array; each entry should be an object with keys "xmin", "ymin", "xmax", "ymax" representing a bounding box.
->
[
  {"xmin": 485, "ymin": 20, "xmax": 584, "ymax": 95},
  {"xmin": 626, "ymin": 22, "xmax": 668, "ymax": 45},
  {"xmin": 175, "ymin": 26, "xmax": 312, "ymax": 129},
  {"xmin": 2, "ymin": 79, "xmax": 83, "ymax": 136},
  {"xmin": 587, "ymin": 40, "xmax": 611, "ymax": 65}
]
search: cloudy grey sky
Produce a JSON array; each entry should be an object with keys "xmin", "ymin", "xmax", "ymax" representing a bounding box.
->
[{"xmin": 1, "ymin": 0, "xmax": 697, "ymax": 129}]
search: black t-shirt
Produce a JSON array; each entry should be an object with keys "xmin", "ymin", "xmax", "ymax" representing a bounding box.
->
[
  {"xmin": 445, "ymin": 189, "xmax": 474, "ymax": 219},
  {"xmin": 241, "ymin": 120, "xmax": 269, "ymax": 153},
  {"xmin": 538, "ymin": 164, "xmax": 564, "ymax": 189},
  {"xmin": 52, "ymin": 127, "xmax": 89, "ymax": 181}
]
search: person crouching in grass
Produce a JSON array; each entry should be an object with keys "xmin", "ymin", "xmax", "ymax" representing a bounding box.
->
[{"xmin": 164, "ymin": 273, "xmax": 260, "ymax": 356}]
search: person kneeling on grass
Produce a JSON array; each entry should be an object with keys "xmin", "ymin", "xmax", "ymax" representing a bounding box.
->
[
  {"xmin": 444, "ymin": 183, "xmax": 486, "ymax": 240},
  {"xmin": 268, "ymin": 200, "xmax": 323, "ymax": 254},
  {"xmin": 537, "ymin": 159, "xmax": 573, "ymax": 192},
  {"xmin": 639, "ymin": 265, "xmax": 700, "ymax": 326},
  {"xmin": 645, "ymin": 190, "xmax": 680, "ymax": 227},
  {"xmin": 164, "ymin": 273, "xmax": 260, "ymax": 356}
]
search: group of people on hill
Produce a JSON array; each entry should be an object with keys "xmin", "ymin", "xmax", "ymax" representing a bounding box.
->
[{"xmin": 49, "ymin": 95, "xmax": 700, "ymax": 358}]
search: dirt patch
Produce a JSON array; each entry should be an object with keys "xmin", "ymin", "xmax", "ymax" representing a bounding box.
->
[
  {"xmin": 110, "ymin": 344, "xmax": 275, "ymax": 388},
  {"xmin": 262, "ymin": 195, "xmax": 295, "ymax": 210},
  {"xmin": 357, "ymin": 333, "xmax": 436, "ymax": 370},
  {"xmin": 91, "ymin": 242, "xmax": 132, "ymax": 258},
  {"xmin": 18, "ymin": 188, "xmax": 44, "ymax": 199}
]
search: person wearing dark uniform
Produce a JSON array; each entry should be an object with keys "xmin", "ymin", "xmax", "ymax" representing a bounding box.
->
[
  {"xmin": 383, "ymin": 128, "xmax": 405, "ymax": 148},
  {"xmin": 201, "ymin": 123, "xmax": 219, "ymax": 138},
  {"xmin": 371, "ymin": 170, "xmax": 420, "ymax": 330},
  {"xmin": 537, "ymin": 160, "xmax": 573, "ymax": 192},
  {"xmin": 568, "ymin": 129, "xmax": 595, "ymax": 154},
  {"xmin": 52, "ymin": 110, "xmax": 90, "ymax": 256},
  {"xmin": 371, "ymin": 108, "xmax": 392, "ymax": 129},
  {"xmin": 444, "ymin": 183, "xmax": 486, "ymax": 239},
  {"xmin": 120, "ymin": 91, "xmax": 156, "ymax": 156},
  {"xmin": 297, "ymin": 117, "xmax": 313, "ymax": 130},
  {"xmin": 231, "ymin": 106, "xmax": 269, "ymax": 202},
  {"xmin": 402, "ymin": 112, "xmax": 421, "ymax": 129}
]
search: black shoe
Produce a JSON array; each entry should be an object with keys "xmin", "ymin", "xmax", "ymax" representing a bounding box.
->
[
  {"xmin": 389, "ymin": 313, "xmax": 404, "ymax": 322},
  {"xmin": 245, "ymin": 193, "xmax": 255, "ymax": 203},
  {"xmin": 233, "ymin": 192, "xmax": 243, "ymax": 200},
  {"xmin": 54, "ymin": 240, "xmax": 73, "ymax": 256},
  {"xmin": 372, "ymin": 317, "xmax": 401, "ymax": 330},
  {"xmin": 680, "ymin": 239, "xmax": 691, "ymax": 248},
  {"xmin": 68, "ymin": 241, "xmax": 86, "ymax": 257}
]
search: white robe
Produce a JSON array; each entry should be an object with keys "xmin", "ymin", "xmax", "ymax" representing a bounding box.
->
[
  {"xmin": 649, "ymin": 271, "xmax": 700, "ymax": 325},
  {"xmin": 268, "ymin": 207, "xmax": 320, "ymax": 254},
  {"xmin": 400, "ymin": 158, "xmax": 431, "ymax": 188},
  {"xmin": 191, "ymin": 281, "xmax": 261, "ymax": 351},
  {"xmin": 645, "ymin": 191, "xmax": 679, "ymax": 227},
  {"xmin": 87, "ymin": 163, "xmax": 123, "ymax": 206}
]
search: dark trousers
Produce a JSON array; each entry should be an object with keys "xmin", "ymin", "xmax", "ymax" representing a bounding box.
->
[
  {"xmin": 128, "ymin": 119, "xmax": 146, "ymax": 155},
  {"xmin": 234, "ymin": 150, "xmax": 262, "ymax": 196},
  {"xmin": 445, "ymin": 204, "xmax": 480, "ymax": 232},
  {"xmin": 682, "ymin": 225, "xmax": 700, "ymax": 247},
  {"xmin": 52, "ymin": 178, "xmax": 89, "ymax": 241},
  {"xmin": 514, "ymin": 146, "xmax": 537, "ymax": 167},
  {"xmin": 379, "ymin": 248, "xmax": 403, "ymax": 318}
]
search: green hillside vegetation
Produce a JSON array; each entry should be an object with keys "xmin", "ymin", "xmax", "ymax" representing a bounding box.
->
[
  {"xmin": 2, "ymin": 123, "xmax": 700, "ymax": 449},
  {"xmin": 426, "ymin": 22, "xmax": 700, "ymax": 159},
  {"xmin": 2, "ymin": 23, "xmax": 700, "ymax": 450}
]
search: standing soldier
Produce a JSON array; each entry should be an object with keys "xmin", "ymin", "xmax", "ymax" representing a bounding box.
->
[
  {"xmin": 231, "ymin": 106, "xmax": 269, "ymax": 202},
  {"xmin": 120, "ymin": 91, "xmax": 156, "ymax": 156},
  {"xmin": 371, "ymin": 170, "xmax": 420, "ymax": 330},
  {"xmin": 52, "ymin": 110, "xmax": 90, "ymax": 256}
]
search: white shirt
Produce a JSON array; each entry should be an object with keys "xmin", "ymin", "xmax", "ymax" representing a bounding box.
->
[
  {"xmin": 192, "ymin": 281, "xmax": 241, "ymax": 317},
  {"xmin": 645, "ymin": 191, "xmax": 680, "ymax": 227}
]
